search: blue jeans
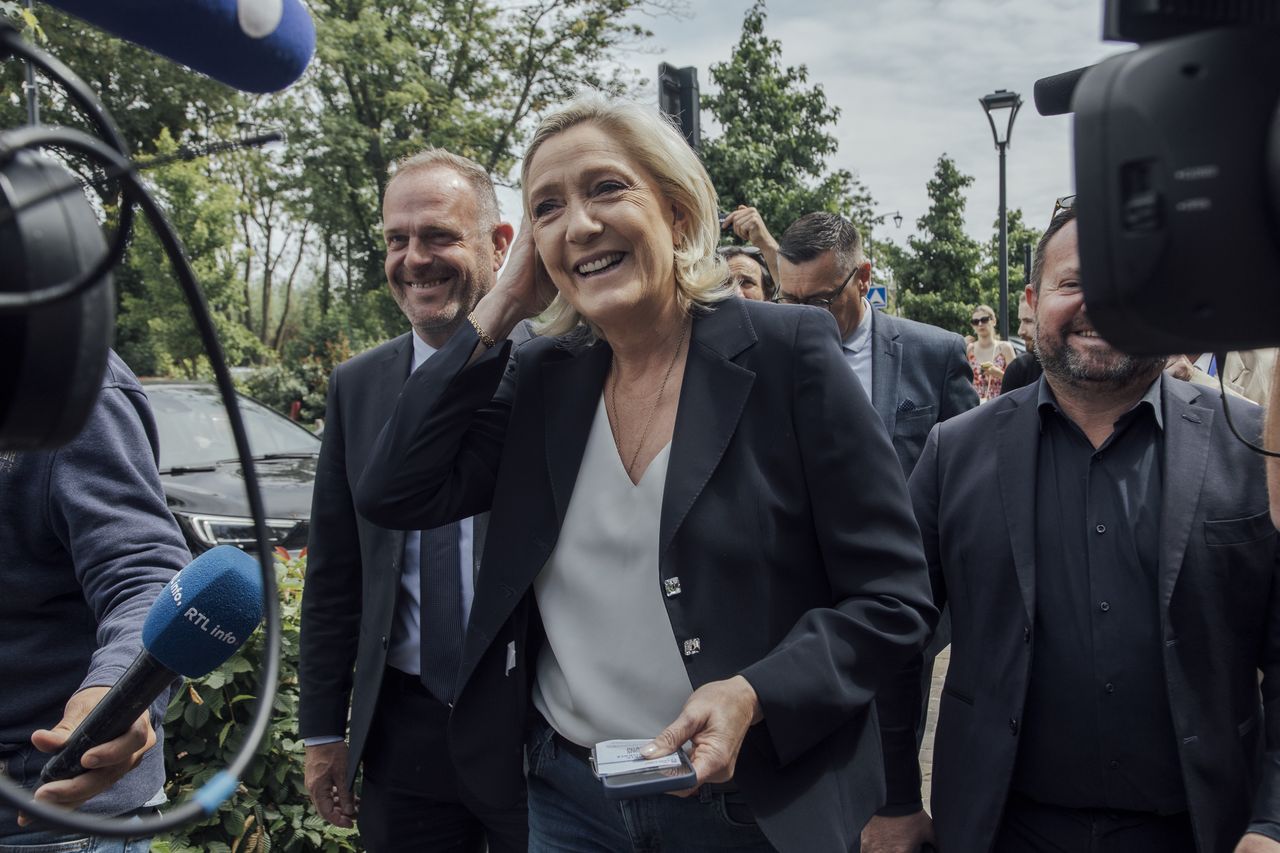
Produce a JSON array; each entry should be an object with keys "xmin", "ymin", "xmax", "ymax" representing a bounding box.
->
[
  {"xmin": 525, "ymin": 718, "xmax": 776, "ymax": 853},
  {"xmin": 0, "ymin": 832, "xmax": 150, "ymax": 852}
]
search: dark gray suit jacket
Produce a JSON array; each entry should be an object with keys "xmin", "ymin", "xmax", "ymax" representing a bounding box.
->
[
  {"xmin": 354, "ymin": 298, "xmax": 937, "ymax": 853},
  {"xmin": 878, "ymin": 376, "xmax": 1280, "ymax": 853},
  {"xmin": 868, "ymin": 311, "xmax": 978, "ymax": 475},
  {"xmin": 298, "ymin": 326, "xmax": 529, "ymax": 787}
]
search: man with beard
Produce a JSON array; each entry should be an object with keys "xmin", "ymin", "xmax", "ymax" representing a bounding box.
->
[
  {"xmin": 299, "ymin": 149, "xmax": 528, "ymax": 852},
  {"xmin": 863, "ymin": 206, "xmax": 1280, "ymax": 853}
]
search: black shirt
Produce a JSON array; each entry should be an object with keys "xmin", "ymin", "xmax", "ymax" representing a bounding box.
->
[
  {"xmin": 1011, "ymin": 377, "xmax": 1186, "ymax": 814},
  {"xmin": 1001, "ymin": 351, "xmax": 1042, "ymax": 394}
]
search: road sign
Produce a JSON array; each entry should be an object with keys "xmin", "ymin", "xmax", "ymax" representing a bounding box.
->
[{"xmin": 868, "ymin": 286, "xmax": 888, "ymax": 310}]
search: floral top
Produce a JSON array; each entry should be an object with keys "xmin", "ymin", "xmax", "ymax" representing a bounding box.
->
[{"xmin": 969, "ymin": 349, "xmax": 1008, "ymax": 402}]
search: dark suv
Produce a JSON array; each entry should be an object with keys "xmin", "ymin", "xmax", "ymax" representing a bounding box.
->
[{"xmin": 145, "ymin": 382, "xmax": 320, "ymax": 556}]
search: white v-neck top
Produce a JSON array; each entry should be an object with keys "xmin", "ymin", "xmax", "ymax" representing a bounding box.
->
[{"xmin": 531, "ymin": 395, "xmax": 692, "ymax": 747}]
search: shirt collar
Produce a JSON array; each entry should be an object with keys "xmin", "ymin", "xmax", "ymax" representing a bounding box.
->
[
  {"xmin": 410, "ymin": 329, "xmax": 439, "ymax": 373},
  {"xmin": 841, "ymin": 298, "xmax": 874, "ymax": 353},
  {"xmin": 1036, "ymin": 373, "xmax": 1164, "ymax": 432}
]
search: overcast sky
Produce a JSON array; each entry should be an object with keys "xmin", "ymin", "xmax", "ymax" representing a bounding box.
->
[{"xmin": 500, "ymin": 0, "xmax": 1130, "ymax": 248}]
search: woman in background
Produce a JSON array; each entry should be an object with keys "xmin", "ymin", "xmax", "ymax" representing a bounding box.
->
[{"xmin": 968, "ymin": 303, "xmax": 1016, "ymax": 401}]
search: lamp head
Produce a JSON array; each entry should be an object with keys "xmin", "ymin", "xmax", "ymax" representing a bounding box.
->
[{"xmin": 980, "ymin": 89, "xmax": 1023, "ymax": 147}]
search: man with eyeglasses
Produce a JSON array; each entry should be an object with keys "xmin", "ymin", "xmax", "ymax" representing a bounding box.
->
[{"xmin": 774, "ymin": 212, "xmax": 978, "ymax": 476}]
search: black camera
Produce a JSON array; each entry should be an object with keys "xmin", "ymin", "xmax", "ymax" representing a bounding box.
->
[{"xmin": 1036, "ymin": 0, "xmax": 1280, "ymax": 356}]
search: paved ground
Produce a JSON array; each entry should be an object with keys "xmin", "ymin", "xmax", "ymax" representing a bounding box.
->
[{"xmin": 920, "ymin": 645, "xmax": 949, "ymax": 807}]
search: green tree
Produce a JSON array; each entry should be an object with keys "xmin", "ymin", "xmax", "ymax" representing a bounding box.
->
[
  {"xmin": 701, "ymin": 0, "xmax": 874, "ymax": 238},
  {"xmin": 115, "ymin": 130, "xmax": 263, "ymax": 376},
  {"xmin": 890, "ymin": 154, "xmax": 982, "ymax": 335}
]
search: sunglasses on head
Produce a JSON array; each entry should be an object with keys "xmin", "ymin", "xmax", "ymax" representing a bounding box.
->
[{"xmin": 1051, "ymin": 194, "xmax": 1076, "ymax": 220}]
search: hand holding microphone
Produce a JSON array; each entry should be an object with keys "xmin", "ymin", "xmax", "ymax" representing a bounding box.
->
[
  {"xmin": 25, "ymin": 687, "xmax": 157, "ymax": 820},
  {"xmin": 32, "ymin": 546, "xmax": 264, "ymax": 812}
]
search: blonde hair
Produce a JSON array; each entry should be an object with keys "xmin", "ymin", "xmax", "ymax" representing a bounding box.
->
[{"xmin": 520, "ymin": 94, "xmax": 732, "ymax": 339}]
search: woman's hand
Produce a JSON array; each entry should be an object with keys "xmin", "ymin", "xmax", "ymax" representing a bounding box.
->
[
  {"xmin": 473, "ymin": 221, "xmax": 557, "ymax": 341},
  {"xmin": 642, "ymin": 675, "xmax": 762, "ymax": 796}
]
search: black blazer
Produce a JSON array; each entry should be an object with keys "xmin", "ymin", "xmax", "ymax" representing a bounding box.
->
[
  {"xmin": 355, "ymin": 297, "xmax": 936, "ymax": 853},
  {"xmin": 297, "ymin": 333, "xmax": 492, "ymax": 788},
  {"xmin": 878, "ymin": 376, "xmax": 1280, "ymax": 853}
]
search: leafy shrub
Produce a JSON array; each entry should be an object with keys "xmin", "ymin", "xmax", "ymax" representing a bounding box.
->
[
  {"xmin": 152, "ymin": 552, "xmax": 362, "ymax": 853},
  {"xmin": 242, "ymin": 336, "xmax": 353, "ymax": 428}
]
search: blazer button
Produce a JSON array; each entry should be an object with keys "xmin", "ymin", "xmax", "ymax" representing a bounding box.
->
[
  {"xmin": 683, "ymin": 638, "xmax": 702, "ymax": 657},
  {"xmin": 664, "ymin": 577, "xmax": 682, "ymax": 597},
  {"xmin": 1009, "ymin": 718, "xmax": 1019, "ymax": 736},
  {"xmin": 380, "ymin": 635, "xmax": 388, "ymax": 649},
  {"xmin": 1024, "ymin": 626, "xmax": 1031, "ymax": 644}
]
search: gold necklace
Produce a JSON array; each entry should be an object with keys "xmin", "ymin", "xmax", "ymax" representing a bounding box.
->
[{"xmin": 609, "ymin": 316, "xmax": 690, "ymax": 479}]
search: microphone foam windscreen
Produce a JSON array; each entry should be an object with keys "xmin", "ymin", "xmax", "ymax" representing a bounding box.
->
[
  {"xmin": 143, "ymin": 545, "xmax": 264, "ymax": 677},
  {"xmin": 47, "ymin": 0, "xmax": 316, "ymax": 93}
]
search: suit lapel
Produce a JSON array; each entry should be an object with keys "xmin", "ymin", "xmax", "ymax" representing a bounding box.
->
[
  {"xmin": 374, "ymin": 335, "xmax": 414, "ymax": 591},
  {"xmin": 378, "ymin": 332, "xmax": 415, "ymax": 423},
  {"xmin": 659, "ymin": 301, "xmax": 757, "ymax": 557},
  {"xmin": 1158, "ymin": 377, "xmax": 1213, "ymax": 608},
  {"xmin": 995, "ymin": 391, "xmax": 1041, "ymax": 621},
  {"xmin": 870, "ymin": 311, "xmax": 902, "ymax": 435},
  {"xmin": 542, "ymin": 340, "xmax": 613, "ymax": 527}
]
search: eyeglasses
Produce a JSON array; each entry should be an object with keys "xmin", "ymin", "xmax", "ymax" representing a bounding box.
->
[
  {"xmin": 971, "ymin": 316, "xmax": 993, "ymax": 326},
  {"xmin": 1051, "ymin": 194, "xmax": 1076, "ymax": 220},
  {"xmin": 773, "ymin": 263, "xmax": 861, "ymax": 307},
  {"xmin": 717, "ymin": 244, "xmax": 763, "ymax": 258}
]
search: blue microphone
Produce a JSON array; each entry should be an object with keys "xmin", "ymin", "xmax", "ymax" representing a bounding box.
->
[
  {"xmin": 44, "ymin": 0, "xmax": 315, "ymax": 93},
  {"xmin": 38, "ymin": 546, "xmax": 264, "ymax": 785}
]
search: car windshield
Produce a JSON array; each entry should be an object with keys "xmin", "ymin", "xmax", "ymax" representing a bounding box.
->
[{"xmin": 148, "ymin": 386, "xmax": 320, "ymax": 469}]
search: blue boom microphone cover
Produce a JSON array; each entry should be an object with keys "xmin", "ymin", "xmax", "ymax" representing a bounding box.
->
[
  {"xmin": 45, "ymin": 0, "xmax": 315, "ymax": 93},
  {"xmin": 143, "ymin": 545, "xmax": 264, "ymax": 678}
]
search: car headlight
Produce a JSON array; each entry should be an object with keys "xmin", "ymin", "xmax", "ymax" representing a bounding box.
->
[{"xmin": 176, "ymin": 512, "xmax": 300, "ymax": 551}]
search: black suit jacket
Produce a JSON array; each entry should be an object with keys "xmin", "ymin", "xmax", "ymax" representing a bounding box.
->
[
  {"xmin": 878, "ymin": 376, "xmax": 1280, "ymax": 853},
  {"xmin": 868, "ymin": 311, "xmax": 978, "ymax": 475},
  {"xmin": 355, "ymin": 297, "xmax": 937, "ymax": 853},
  {"xmin": 297, "ymin": 332, "xmax": 493, "ymax": 788}
]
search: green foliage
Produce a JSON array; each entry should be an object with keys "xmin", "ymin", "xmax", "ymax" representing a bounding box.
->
[
  {"xmin": 701, "ymin": 1, "xmax": 875, "ymax": 237},
  {"xmin": 243, "ymin": 332, "xmax": 355, "ymax": 428},
  {"xmin": 155, "ymin": 553, "xmax": 361, "ymax": 853},
  {"xmin": 114, "ymin": 130, "xmax": 265, "ymax": 377},
  {"xmin": 890, "ymin": 155, "xmax": 983, "ymax": 336}
]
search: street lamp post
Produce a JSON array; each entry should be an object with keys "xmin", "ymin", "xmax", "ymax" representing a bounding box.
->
[
  {"xmin": 865, "ymin": 209, "xmax": 903, "ymax": 263},
  {"xmin": 980, "ymin": 89, "xmax": 1022, "ymax": 340}
]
